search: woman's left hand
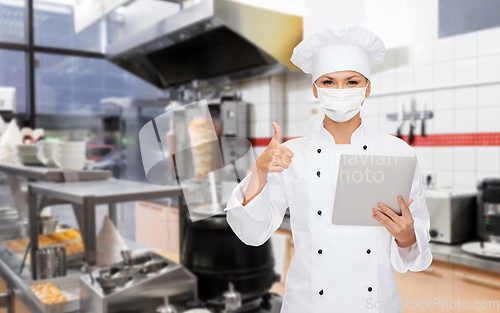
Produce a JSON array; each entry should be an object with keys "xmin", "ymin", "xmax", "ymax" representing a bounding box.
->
[{"xmin": 373, "ymin": 196, "xmax": 416, "ymax": 248}]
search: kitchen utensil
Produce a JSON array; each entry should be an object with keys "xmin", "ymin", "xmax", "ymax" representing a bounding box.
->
[
  {"xmin": 38, "ymin": 216, "xmax": 59, "ymax": 234},
  {"xmin": 121, "ymin": 250, "xmax": 132, "ymax": 266},
  {"xmin": 222, "ymin": 282, "xmax": 241, "ymax": 312},
  {"xmin": 96, "ymin": 276, "xmax": 116, "ymax": 294},
  {"xmin": 461, "ymin": 241, "xmax": 500, "ymax": 260},
  {"xmin": 182, "ymin": 214, "xmax": 277, "ymax": 302},
  {"xmin": 408, "ymin": 97, "xmax": 416, "ymax": 144},
  {"xmin": 36, "ymin": 247, "xmax": 67, "ymax": 280},
  {"xmin": 79, "ymin": 252, "xmax": 197, "ymax": 313},
  {"xmin": 396, "ymin": 102, "xmax": 403, "ymax": 139},
  {"xmin": 138, "ymin": 260, "xmax": 169, "ymax": 275},
  {"xmin": 420, "ymin": 102, "xmax": 426, "ymax": 136},
  {"xmin": 166, "ymin": 122, "xmax": 177, "ymax": 174},
  {"xmin": 83, "ymin": 264, "xmax": 95, "ymax": 285},
  {"xmin": 426, "ymin": 188, "xmax": 477, "ymax": 244}
]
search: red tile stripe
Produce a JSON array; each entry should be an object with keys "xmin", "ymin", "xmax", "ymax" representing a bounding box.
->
[{"xmin": 249, "ymin": 133, "xmax": 500, "ymax": 147}]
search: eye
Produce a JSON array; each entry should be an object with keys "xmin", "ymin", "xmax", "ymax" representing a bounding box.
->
[
  {"xmin": 347, "ymin": 80, "xmax": 359, "ymax": 85},
  {"xmin": 323, "ymin": 80, "xmax": 333, "ymax": 85}
]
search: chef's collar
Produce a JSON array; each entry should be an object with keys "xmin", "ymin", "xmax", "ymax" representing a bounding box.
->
[{"xmin": 318, "ymin": 118, "xmax": 367, "ymax": 144}]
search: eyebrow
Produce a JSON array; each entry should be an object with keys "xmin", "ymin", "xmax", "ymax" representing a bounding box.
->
[{"xmin": 323, "ymin": 75, "xmax": 360, "ymax": 80}]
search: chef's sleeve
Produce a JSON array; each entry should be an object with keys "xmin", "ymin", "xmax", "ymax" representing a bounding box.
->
[
  {"xmin": 224, "ymin": 170, "xmax": 288, "ymax": 247},
  {"xmin": 390, "ymin": 152, "xmax": 433, "ymax": 273}
]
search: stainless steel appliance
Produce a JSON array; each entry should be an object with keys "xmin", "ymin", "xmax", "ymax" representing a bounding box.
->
[
  {"xmin": 426, "ymin": 188, "xmax": 477, "ymax": 244},
  {"xmin": 477, "ymin": 178, "xmax": 500, "ymax": 243},
  {"xmin": 79, "ymin": 252, "xmax": 197, "ymax": 313},
  {"xmin": 106, "ymin": 0, "xmax": 303, "ymax": 88}
]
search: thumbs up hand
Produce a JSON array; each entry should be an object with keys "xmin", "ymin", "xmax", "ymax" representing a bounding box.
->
[{"xmin": 255, "ymin": 122, "xmax": 294, "ymax": 174}]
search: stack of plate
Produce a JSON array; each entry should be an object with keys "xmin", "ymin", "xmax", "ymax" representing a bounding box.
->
[
  {"xmin": 53, "ymin": 142, "xmax": 86, "ymax": 171},
  {"xmin": 16, "ymin": 144, "xmax": 43, "ymax": 165}
]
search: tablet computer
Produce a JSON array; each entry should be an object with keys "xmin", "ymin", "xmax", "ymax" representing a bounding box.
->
[{"xmin": 331, "ymin": 154, "xmax": 417, "ymax": 226}]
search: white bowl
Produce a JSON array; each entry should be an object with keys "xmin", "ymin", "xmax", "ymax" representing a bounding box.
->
[
  {"xmin": 56, "ymin": 147, "xmax": 86, "ymax": 155},
  {"xmin": 59, "ymin": 141, "xmax": 86, "ymax": 150},
  {"xmin": 52, "ymin": 153, "xmax": 86, "ymax": 171}
]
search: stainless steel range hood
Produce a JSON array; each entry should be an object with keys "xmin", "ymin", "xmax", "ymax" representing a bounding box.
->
[{"xmin": 106, "ymin": 0, "xmax": 303, "ymax": 88}]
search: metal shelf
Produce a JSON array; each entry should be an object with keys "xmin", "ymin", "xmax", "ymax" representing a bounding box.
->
[{"xmin": 28, "ymin": 179, "xmax": 183, "ymax": 280}]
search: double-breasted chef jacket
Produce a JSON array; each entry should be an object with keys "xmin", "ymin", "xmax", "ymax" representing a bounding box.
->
[{"xmin": 224, "ymin": 119, "xmax": 433, "ymax": 313}]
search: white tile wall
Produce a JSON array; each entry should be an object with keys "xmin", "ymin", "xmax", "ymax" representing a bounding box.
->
[
  {"xmin": 237, "ymin": 26, "xmax": 500, "ymax": 189},
  {"xmin": 454, "ymin": 58, "xmax": 477, "ymax": 84},
  {"xmin": 454, "ymin": 171, "xmax": 476, "ymax": 189},
  {"xmin": 433, "ymin": 62, "xmax": 454, "ymax": 86},
  {"xmin": 433, "ymin": 147, "xmax": 454, "ymax": 170},
  {"xmin": 477, "ymin": 54, "xmax": 500, "ymax": 81},
  {"xmin": 433, "ymin": 109, "xmax": 454, "ymax": 133},
  {"xmin": 415, "ymin": 41, "xmax": 434, "ymax": 65},
  {"xmin": 454, "ymin": 147, "xmax": 476, "ymax": 171},
  {"xmin": 434, "ymin": 36, "xmax": 454, "ymax": 63},
  {"xmin": 454, "ymin": 108, "xmax": 476, "ymax": 133},
  {"xmin": 478, "ymin": 84, "xmax": 500, "ymax": 107},
  {"xmin": 477, "ymin": 106, "xmax": 500, "ymax": 132},
  {"xmin": 433, "ymin": 89, "xmax": 454, "ymax": 110},
  {"xmin": 477, "ymin": 27, "xmax": 500, "ymax": 56},
  {"xmin": 476, "ymin": 147, "xmax": 500, "ymax": 172},
  {"xmin": 415, "ymin": 64, "xmax": 433, "ymax": 88},
  {"xmin": 436, "ymin": 171, "xmax": 454, "ymax": 188},
  {"xmin": 454, "ymin": 32, "xmax": 477, "ymax": 60},
  {"xmin": 454, "ymin": 87, "xmax": 476, "ymax": 109}
]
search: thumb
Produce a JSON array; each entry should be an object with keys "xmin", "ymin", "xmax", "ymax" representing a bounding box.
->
[{"xmin": 271, "ymin": 122, "xmax": 282, "ymax": 144}]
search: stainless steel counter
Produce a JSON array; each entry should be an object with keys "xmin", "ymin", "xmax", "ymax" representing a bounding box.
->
[
  {"xmin": 429, "ymin": 242, "xmax": 500, "ymax": 273},
  {"xmin": 0, "ymin": 239, "xmax": 147, "ymax": 313},
  {"xmin": 279, "ymin": 216, "xmax": 500, "ymax": 273},
  {"xmin": 28, "ymin": 179, "xmax": 183, "ymax": 279},
  {"xmin": 0, "ymin": 164, "xmax": 112, "ymax": 182}
]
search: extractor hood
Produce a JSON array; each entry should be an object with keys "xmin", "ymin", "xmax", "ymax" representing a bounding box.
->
[{"xmin": 106, "ymin": 0, "xmax": 303, "ymax": 88}]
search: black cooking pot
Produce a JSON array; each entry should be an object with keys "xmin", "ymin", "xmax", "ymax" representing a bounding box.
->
[{"xmin": 182, "ymin": 214, "xmax": 278, "ymax": 302}]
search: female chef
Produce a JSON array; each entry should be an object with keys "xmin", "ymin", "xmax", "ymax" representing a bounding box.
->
[{"xmin": 224, "ymin": 23, "xmax": 432, "ymax": 313}]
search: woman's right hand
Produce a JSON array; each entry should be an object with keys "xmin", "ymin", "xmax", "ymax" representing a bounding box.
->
[
  {"xmin": 242, "ymin": 122, "xmax": 293, "ymax": 206},
  {"xmin": 255, "ymin": 122, "xmax": 294, "ymax": 174}
]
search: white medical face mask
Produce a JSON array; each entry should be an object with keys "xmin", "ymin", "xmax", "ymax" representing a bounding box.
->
[{"xmin": 314, "ymin": 81, "xmax": 369, "ymax": 123}]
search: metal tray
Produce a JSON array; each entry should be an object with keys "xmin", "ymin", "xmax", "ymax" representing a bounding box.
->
[
  {"xmin": 461, "ymin": 241, "xmax": 500, "ymax": 260},
  {"xmin": 3, "ymin": 229, "xmax": 82, "ymax": 253},
  {"xmin": 28, "ymin": 275, "xmax": 81, "ymax": 313},
  {"xmin": 3, "ymin": 229, "xmax": 85, "ymax": 264},
  {"xmin": 19, "ymin": 240, "xmax": 85, "ymax": 265}
]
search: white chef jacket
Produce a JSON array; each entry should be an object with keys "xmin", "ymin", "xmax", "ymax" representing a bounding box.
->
[{"xmin": 224, "ymin": 119, "xmax": 433, "ymax": 313}]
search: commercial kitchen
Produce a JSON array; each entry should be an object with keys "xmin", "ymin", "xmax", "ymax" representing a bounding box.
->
[{"xmin": 0, "ymin": 0, "xmax": 500, "ymax": 312}]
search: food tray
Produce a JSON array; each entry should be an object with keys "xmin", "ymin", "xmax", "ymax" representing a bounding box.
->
[
  {"xmin": 28, "ymin": 275, "xmax": 81, "ymax": 313},
  {"xmin": 3, "ymin": 229, "xmax": 85, "ymax": 265},
  {"xmin": 18, "ymin": 240, "xmax": 85, "ymax": 265},
  {"xmin": 3, "ymin": 229, "xmax": 83, "ymax": 252}
]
